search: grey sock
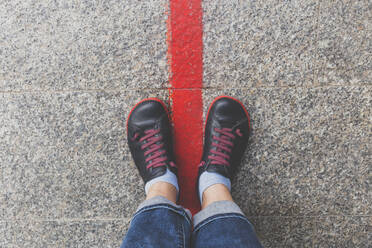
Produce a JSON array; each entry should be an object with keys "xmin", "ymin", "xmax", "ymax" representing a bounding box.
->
[
  {"xmin": 145, "ymin": 168, "xmax": 179, "ymax": 195},
  {"xmin": 198, "ymin": 171, "xmax": 231, "ymax": 203}
]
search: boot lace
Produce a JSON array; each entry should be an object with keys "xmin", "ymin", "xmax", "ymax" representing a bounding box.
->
[
  {"xmin": 137, "ymin": 129, "xmax": 168, "ymax": 169},
  {"xmin": 207, "ymin": 127, "xmax": 242, "ymax": 166}
]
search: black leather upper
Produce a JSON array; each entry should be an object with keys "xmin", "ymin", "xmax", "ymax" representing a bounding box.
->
[
  {"xmin": 127, "ymin": 100, "xmax": 177, "ymax": 183},
  {"xmin": 198, "ymin": 97, "xmax": 250, "ymax": 182}
]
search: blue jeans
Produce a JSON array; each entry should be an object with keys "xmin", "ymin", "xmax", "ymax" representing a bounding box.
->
[{"xmin": 121, "ymin": 196, "xmax": 262, "ymax": 248}]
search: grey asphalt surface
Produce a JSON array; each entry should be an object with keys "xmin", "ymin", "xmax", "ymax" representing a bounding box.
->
[{"xmin": 1, "ymin": 0, "xmax": 371, "ymax": 247}]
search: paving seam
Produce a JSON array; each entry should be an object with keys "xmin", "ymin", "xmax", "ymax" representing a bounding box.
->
[{"xmin": 0, "ymin": 84, "xmax": 371, "ymax": 94}]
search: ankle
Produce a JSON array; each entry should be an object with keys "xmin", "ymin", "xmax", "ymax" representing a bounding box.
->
[
  {"xmin": 146, "ymin": 182, "xmax": 177, "ymax": 203},
  {"xmin": 201, "ymin": 184, "xmax": 233, "ymax": 209}
]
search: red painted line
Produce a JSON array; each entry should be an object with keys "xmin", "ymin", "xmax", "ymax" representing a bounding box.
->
[{"xmin": 167, "ymin": 0, "xmax": 203, "ymax": 214}]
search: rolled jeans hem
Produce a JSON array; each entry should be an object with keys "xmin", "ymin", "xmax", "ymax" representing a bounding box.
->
[
  {"xmin": 193, "ymin": 200, "xmax": 244, "ymax": 227},
  {"xmin": 135, "ymin": 196, "xmax": 192, "ymax": 221}
]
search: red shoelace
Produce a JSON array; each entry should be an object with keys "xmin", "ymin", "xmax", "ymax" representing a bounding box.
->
[
  {"xmin": 207, "ymin": 127, "xmax": 242, "ymax": 166},
  {"xmin": 136, "ymin": 129, "xmax": 168, "ymax": 169}
]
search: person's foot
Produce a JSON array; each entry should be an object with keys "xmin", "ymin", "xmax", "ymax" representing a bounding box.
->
[
  {"xmin": 197, "ymin": 96, "xmax": 250, "ymax": 203},
  {"xmin": 127, "ymin": 98, "xmax": 178, "ymax": 188}
]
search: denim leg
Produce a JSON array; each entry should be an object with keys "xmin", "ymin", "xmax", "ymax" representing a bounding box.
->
[
  {"xmin": 192, "ymin": 201, "xmax": 262, "ymax": 248},
  {"xmin": 121, "ymin": 196, "xmax": 192, "ymax": 248}
]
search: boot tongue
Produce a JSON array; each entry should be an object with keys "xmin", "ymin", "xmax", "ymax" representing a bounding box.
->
[
  {"xmin": 206, "ymin": 162, "xmax": 229, "ymax": 178},
  {"xmin": 148, "ymin": 165, "xmax": 167, "ymax": 181}
]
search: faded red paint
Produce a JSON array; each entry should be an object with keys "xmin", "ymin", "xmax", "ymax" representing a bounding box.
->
[
  {"xmin": 168, "ymin": 0, "xmax": 203, "ymax": 214},
  {"xmin": 172, "ymin": 90, "xmax": 203, "ymax": 214}
]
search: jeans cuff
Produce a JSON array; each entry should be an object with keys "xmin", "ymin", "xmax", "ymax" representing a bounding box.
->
[
  {"xmin": 136, "ymin": 196, "xmax": 192, "ymax": 220},
  {"xmin": 193, "ymin": 200, "xmax": 244, "ymax": 227}
]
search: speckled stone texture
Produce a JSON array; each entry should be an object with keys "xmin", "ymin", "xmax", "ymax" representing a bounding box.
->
[
  {"xmin": 0, "ymin": 0, "xmax": 168, "ymax": 91},
  {"xmin": 3, "ymin": 219, "xmax": 130, "ymax": 247},
  {"xmin": 0, "ymin": 222, "xmax": 13, "ymax": 247},
  {"xmin": 203, "ymin": 0, "xmax": 318, "ymax": 87},
  {"xmin": 313, "ymin": 216, "xmax": 371, "ymax": 248},
  {"xmin": 250, "ymin": 217, "xmax": 314, "ymax": 248},
  {"xmin": 1, "ymin": 0, "xmax": 371, "ymax": 247},
  {"xmin": 317, "ymin": 0, "xmax": 372, "ymax": 85}
]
